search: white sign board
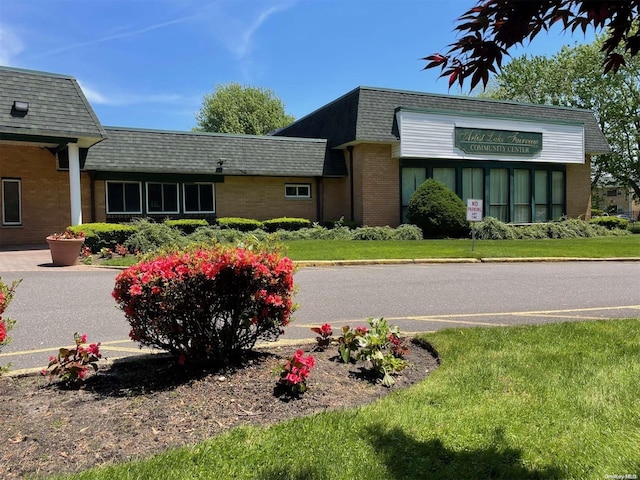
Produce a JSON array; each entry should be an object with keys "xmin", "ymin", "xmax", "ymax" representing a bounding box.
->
[{"xmin": 466, "ymin": 199, "xmax": 483, "ymax": 222}]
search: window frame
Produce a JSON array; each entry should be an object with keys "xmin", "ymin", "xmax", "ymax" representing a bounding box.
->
[
  {"xmin": 105, "ymin": 181, "xmax": 143, "ymax": 215},
  {"xmin": 2, "ymin": 178, "xmax": 22, "ymax": 226},
  {"xmin": 182, "ymin": 183, "xmax": 216, "ymax": 214},
  {"xmin": 284, "ymin": 183, "xmax": 311, "ymax": 199},
  {"xmin": 145, "ymin": 182, "xmax": 180, "ymax": 214}
]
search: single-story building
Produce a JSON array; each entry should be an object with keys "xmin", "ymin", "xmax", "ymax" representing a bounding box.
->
[{"xmin": 0, "ymin": 66, "xmax": 610, "ymax": 247}]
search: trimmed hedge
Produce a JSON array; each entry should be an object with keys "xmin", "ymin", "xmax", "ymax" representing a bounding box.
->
[
  {"xmin": 589, "ymin": 216, "xmax": 630, "ymax": 230},
  {"xmin": 68, "ymin": 223, "xmax": 137, "ymax": 253},
  {"xmin": 217, "ymin": 217, "xmax": 264, "ymax": 232},
  {"xmin": 164, "ymin": 219, "xmax": 209, "ymax": 234},
  {"xmin": 263, "ymin": 217, "xmax": 312, "ymax": 232}
]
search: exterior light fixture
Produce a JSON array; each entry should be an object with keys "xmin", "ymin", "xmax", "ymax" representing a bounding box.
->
[{"xmin": 11, "ymin": 101, "xmax": 29, "ymax": 116}]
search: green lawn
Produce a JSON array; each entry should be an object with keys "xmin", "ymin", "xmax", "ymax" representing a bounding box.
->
[
  {"xmin": 284, "ymin": 236, "xmax": 640, "ymax": 261},
  {"xmin": 57, "ymin": 319, "xmax": 640, "ymax": 480},
  {"xmin": 100, "ymin": 235, "xmax": 640, "ymax": 267}
]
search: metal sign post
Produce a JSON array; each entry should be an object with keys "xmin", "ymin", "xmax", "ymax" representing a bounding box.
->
[{"xmin": 466, "ymin": 199, "xmax": 483, "ymax": 252}]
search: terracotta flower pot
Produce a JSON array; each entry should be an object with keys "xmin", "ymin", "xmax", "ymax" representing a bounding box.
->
[{"xmin": 46, "ymin": 237, "xmax": 85, "ymax": 267}]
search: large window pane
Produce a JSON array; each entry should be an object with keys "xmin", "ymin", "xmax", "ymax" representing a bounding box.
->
[
  {"xmin": 183, "ymin": 183, "xmax": 215, "ymax": 213},
  {"xmin": 106, "ymin": 182, "xmax": 142, "ymax": 214},
  {"xmin": 551, "ymin": 171, "xmax": 564, "ymax": 220},
  {"xmin": 146, "ymin": 183, "xmax": 178, "ymax": 213},
  {"xmin": 462, "ymin": 168, "xmax": 484, "ymax": 204},
  {"xmin": 514, "ymin": 169, "xmax": 531, "ymax": 223},
  {"xmin": 534, "ymin": 170, "xmax": 549, "ymax": 222},
  {"xmin": 489, "ymin": 169, "xmax": 508, "ymax": 222},
  {"xmin": 2, "ymin": 179, "xmax": 21, "ymax": 225},
  {"xmin": 401, "ymin": 168, "xmax": 427, "ymax": 222},
  {"xmin": 432, "ymin": 167, "xmax": 456, "ymax": 192}
]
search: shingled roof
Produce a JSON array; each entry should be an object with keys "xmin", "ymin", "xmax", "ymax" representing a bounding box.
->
[
  {"xmin": 85, "ymin": 127, "xmax": 330, "ymax": 177},
  {"xmin": 275, "ymin": 86, "xmax": 611, "ymax": 155},
  {"xmin": 0, "ymin": 66, "xmax": 106, "ymax": 148}
]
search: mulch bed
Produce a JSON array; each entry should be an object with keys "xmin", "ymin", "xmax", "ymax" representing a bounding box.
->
[{"xmin": 0, "ymin": 338, "xmax": 439, "ymax": 479}]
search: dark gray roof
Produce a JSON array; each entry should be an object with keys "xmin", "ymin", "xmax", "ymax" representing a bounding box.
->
[
  {"xmin": 85, "ymin": 127, "xmax": 329, "ymax": 177},
  {"xmin": 275, "ymin": 86, "xmax": 611, "ymax": 155},
  {"xmin": 0, "ymin": 66, "xmax": 106, "ymax": 147}
]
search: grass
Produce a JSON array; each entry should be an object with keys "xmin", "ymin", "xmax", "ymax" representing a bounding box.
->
[
  {"xmin": 56, "ymin": 319, "xmax": 640, "ymax": 480},
  {"xmin": 283, "ymin": 236, "xmax": 640, "ymax": 261},
  {"xmin": 100, "ymin": 235, "xmax": 640, "ymax": 267}
]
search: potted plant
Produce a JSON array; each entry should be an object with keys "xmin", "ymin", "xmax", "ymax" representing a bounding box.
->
[{"xmin": 46, "ymin": 229, "xmax": 85, "ymax": 266}]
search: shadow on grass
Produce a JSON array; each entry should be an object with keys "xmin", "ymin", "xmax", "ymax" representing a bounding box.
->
[
  {"xmin": 71, "ymin": 350, "xmax": 275, "ymax": 398},
  {"xmin": 364, "ymin": 426, "xmax": 565, "ymax": 480}
]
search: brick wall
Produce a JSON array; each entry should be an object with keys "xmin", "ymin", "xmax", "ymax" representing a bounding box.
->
[
  {"xmin": 353, "ymin": 144, "xmax": 400, "ymax": 227},
  {"xmin": 214, "ymin": 176, "xmax": 318, "ymax": 221},
  {"xmin": 566, "ymin": 156, "xmax": 592, "ymax": 219},
  {"xmin": 0, "ymin": 145, "xmax": 92, "ymax": 246}
]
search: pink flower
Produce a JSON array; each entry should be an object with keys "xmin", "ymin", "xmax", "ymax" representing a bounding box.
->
[
  {"xmin": 320, "ymin": 323, "xmax": 332, "ymax": 336},
  {"xmin": 77, "ymin": 367, "xmax": 87, "ymax": 379},
  {"xmin": 0, "ymin": 321, "xmax": 6, "ymax": 343},
  {"xmin": 79, "ymin": 334, "xmax": 88, "ymax": 344},
  {"xmin": 88, "ymin": 343, "xmax": 101, "ymax": 356},
  {"xmin": 129, "ymin": 284, "xmax": 142, "ymax": 296}
]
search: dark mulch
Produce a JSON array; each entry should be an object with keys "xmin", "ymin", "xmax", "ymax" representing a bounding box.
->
[{"xmin": 0, "ymin": 338, "xmax": 439, "ymax": 479}]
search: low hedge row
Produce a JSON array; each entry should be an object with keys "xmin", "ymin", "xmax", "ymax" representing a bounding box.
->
[{"xmin": 473, "ymin": 217, "xmax": 630, "ymax": 240}]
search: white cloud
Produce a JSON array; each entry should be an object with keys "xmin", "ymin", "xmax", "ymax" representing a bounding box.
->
[
  {"xmin": 0, "ymin": 24, "xmax": 24, "ymax": 66},
  {"xmin": 78, "ymin": 79, "xmax": 196, "ymax": 107}
]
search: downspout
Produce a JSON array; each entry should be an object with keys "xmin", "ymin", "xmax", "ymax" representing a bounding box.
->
[
  {"xmin": 347, "ymin": 146, "xmax": 354, "ymax": 221},
  {"xmin": 316, "ymin": 176, "xmax": 323, "ymax": 224}
]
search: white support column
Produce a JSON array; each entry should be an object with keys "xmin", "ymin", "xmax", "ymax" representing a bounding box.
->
[{"xmin": 68, "ymin": 143, "xmax": 83, "ymax": 225}]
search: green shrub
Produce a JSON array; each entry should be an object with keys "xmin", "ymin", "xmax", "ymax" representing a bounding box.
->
[
  {"xmin": 351, "ymin": 226, "xmax": 396, "ymax": 240},
  {"xmin": 69, "ymin": 223, "xmax": 137, "ymax": 253},
  {"xmin": 263, "ymin": 217, "xmax": 311, "ymax": 232},
  {"xmin": 474, "ymin": 217, "xmax": 516, "ymax": 240},
  {"xmin": 217, "ymin": 217, "xmax": 264, "ymax": 232},
  {"xmin": 124, "ymin": 219, "xmax": 185, "ymax": 254},
  {"xmin": 164, "ymin": 219, "xmax": 209, "ymax": 234},
  {"xmin": 406, "ymin": 179, "xmax": 469, "ymax": 238},
  {"xmin": 590, "ymin": 216, "xmax": 630, "ymax": 230},
  {"xmin": 393, "ymin": 224, "xmax": 423, "ymax": 240}
]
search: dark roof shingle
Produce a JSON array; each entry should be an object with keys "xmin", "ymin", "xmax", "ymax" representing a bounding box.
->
[
  {"xmin": 86, "ymin": 127, "xmax": 329, "ymax": 177},
  {"xmin": 0, "ymin": 66, "xmax": 106, "ymax": 147}
]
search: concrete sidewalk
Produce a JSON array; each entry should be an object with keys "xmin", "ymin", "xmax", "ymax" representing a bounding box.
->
[{"xmin": 0, "ymin": 245, "xmax": 93, "ymax": 272}]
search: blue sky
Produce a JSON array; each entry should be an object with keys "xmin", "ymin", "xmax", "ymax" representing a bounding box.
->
[{"xmin": 0, "ymin": 0, "xmax": 596, "ymax": 132}]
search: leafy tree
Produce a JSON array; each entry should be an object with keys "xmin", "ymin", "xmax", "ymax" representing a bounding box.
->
[
  {"xmin": 481, "ymin": 37, "xmax": 640, "ymax": 200},
  {"xmin": 194, "ymin": 83, "xmax": 295, "ymax": 135},
  {"xmin": 423, "ymin": 0, "xmax": 640, "ymax": 89},
  {"xmin": 407, "ymin": 179, "xmax": 469, "ymax": 238}
]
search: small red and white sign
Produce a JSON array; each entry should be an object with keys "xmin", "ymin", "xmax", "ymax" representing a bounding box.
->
[{"xmin": 466, "ymin": 199, "xmax": 483, "ymax": 222}]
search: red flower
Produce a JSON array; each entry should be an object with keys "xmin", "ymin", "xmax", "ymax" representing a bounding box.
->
[{"xmin": 0, "ymin": 320, "xmax": 6, "ymax": 343}]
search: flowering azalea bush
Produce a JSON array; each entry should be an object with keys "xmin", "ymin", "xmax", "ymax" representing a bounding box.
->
[
  {"xmin": 310, "ymin": 322, "xmax": 333, "ymax": 350},
  {"xmin": 42, "ymin": 332, "xmax": 102, "ymax": 388},
  {"xmin": 113, "ymin": 245, "xmax": 296, "ymax": 364},
  {"xmin": 278, "ymin": 349, "xmax": 315, "ymax": 396},
  {"xmin": 0, "ymin": 277, "xmax": 21, "ymax": 375}
]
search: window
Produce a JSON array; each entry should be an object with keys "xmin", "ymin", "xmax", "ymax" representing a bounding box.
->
[
  {"xmin": 534, "ymin": 171, "xmax": 549, "ymax": 222},
  {"xmin": 183, "ymin": 183, "xmax": 215, "ymax": 213},
  {"xmin": 551, "ymin": 171, "xmax": 564, "ymax": 220},
  {"xmin": 489, "ymin": 169, "xmax": 509, "ymax": 222},
  {"xmin": 432, "ymin": 167, "xmax": 456, "ymax": 192},
  {"xmin": 106, "ymin": 181, "xmax": 142, "ymax": 214},
  {"xmin": 2, "ymin": 178, "xmax": 21, "ymax": 225},
  {"xmin": 401, "ymin": 167, "xmax": 427, "ymax": 222},
  {"xmin": 513, "ymin": 169, "xmax": 531, "ymax": 223},
  {"xmin": 146, "ymin": 183, "xmax": 179, "ymax": 214},
  {"xmin": 285, "ymin": 184, "xmax": 311, "ymax": 199},
  {"xmin": 462, "ymin": 168, "xmax": 484, "ymax": 205}
]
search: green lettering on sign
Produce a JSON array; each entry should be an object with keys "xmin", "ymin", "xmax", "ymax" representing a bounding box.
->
[{"xmin": 455, "ymin": 127, "xmax": 542, "ymax": 156}]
